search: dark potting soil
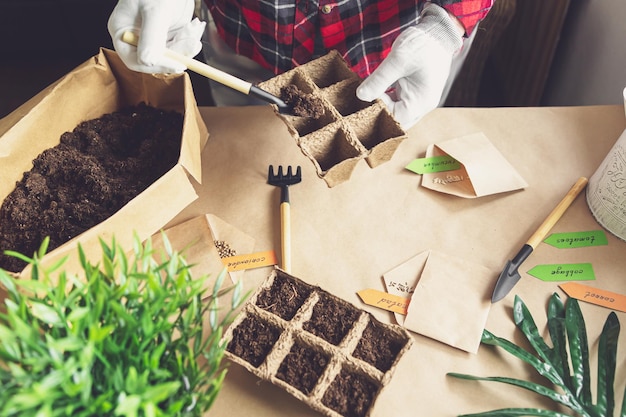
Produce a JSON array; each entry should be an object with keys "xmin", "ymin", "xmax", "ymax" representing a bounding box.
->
[
  {"xmin": 280, "ymin": 85, "xmax": 325, "ymax": 119},
  {"xmin": 0, "ymin": 103, "xmax": 183, "ymax": 273},
  {"xmin": 256, "ymin": 272, "xmax": 312, "ymax": 320},
  {"xmin": 275, "ymin": 342, "xmax": 329, "ymax": 395},
  {"xmin": 226, "ymin": 315, "xmax": 281, "ymax": 368},
  {"xmin": 321, "ymin": 368, "xmax": 379, "ymax": 417},
  {"xmin": 352, "ymin": 320, "xmax": 404, "ymax": 372},
  {"xmin": 302, "ymin": 293, "xmax": 360, "ymax": 346}
]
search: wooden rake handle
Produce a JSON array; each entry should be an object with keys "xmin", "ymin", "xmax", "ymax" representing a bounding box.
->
[
  {"xmin": 280, "ymin": 201, "xmax": 292, "ymax": 273},
  {"xmin": 526, "ymin": 176, "xmax": 588, "ymax": 249}
]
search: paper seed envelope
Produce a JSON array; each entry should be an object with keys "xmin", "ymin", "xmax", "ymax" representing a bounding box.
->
[
  {"xmin": 151, "ymin": 213, "xmax": 256, "ymax": 293},
  {"xmin": 421, "ymin": 133, "xmax": 528, "ymax": 198},
  {"xmin": 383, "ymin": 250, "xmax": 493, "ymax": 353}
]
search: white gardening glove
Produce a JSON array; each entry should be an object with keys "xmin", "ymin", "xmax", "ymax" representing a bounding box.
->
[
  {"xmin": 108, "ymin": 0, "xmax": 205, "ymax": 74},
  {"xmin": 356, "ymin": 3, "xmax": 464, "ymax": 129}
]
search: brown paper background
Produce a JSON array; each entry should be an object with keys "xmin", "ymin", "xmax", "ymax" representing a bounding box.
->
[{"xmin": 165, "ymin": 104, "xmax": 626, "ymax": 416}]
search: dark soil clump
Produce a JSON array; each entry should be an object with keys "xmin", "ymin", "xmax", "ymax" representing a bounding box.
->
[
  {"xmin": 352, "ymin": 320, "xmax": 404, "ymax": 372},
  {"xmin": 321, "ymin": 368, "xmax": 379, "ymax": 417},
  {"xmin": 303, "ymin": 294, "xmax": 360, "ymax": 345},
  {"xmin": 256, "ymin": 272, "xmax": 312, "ymax": 320},
  {"xmin": 226, "ymin": 315, "xmax": 281, "ymax": 368},
  {"xmin": 0, "ymin": 103, "xmax": 183, "ymax": 272},
  {"xmin": 280, "ymin": 85, "xmax": 325, "ymax": 119},
  {"xmin": 276, "ymin": 342, "xmax": 329, "ymax": 394}
]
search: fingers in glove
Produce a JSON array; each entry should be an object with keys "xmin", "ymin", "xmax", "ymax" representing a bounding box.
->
[
  {"xmin": 356, "ymin": 27, "xmax": 425, "ymax": 102},
  {"xmin": 168, "ymin": 18, "xmax": 206, "ymax": 57}
]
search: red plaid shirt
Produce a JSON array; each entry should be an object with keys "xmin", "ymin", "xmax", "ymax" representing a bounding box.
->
[{"xmin": 204, "ymin": 0, "xmax": 494, "ymax": 78}]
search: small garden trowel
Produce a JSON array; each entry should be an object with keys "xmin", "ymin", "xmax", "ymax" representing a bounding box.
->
[{"xmin": 491, "ymin": 176, "xmax": 589, "ymax": 303}]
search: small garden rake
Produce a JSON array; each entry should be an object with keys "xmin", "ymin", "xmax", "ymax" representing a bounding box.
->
[{"xmin": 267, "ymin": 165, "xmax": 302, "ymax": 273}]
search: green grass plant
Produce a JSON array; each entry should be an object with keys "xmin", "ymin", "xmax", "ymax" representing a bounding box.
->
[{"xmin": 0, "ymin": 234, "xmax": 245, "ymax": 417}]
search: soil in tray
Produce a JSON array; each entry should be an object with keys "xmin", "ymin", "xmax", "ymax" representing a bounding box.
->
[
  {"xmin": 0, "ymin": 103, "xmax": 182, "ymax": 273},
  {"xmin": 276, "ymin": 342, "xmax": 329, "ymax": 394},
  {"xmin": 321, "ymin": 368, "xmax": 379, "ymax": 417},
  {"xmin": 256, "ymin": 272, "xmax": 312, "ymax": 320},
  {"xmin": 352, "ymin": 320, "xmax": 404, "ymax": 372},
  {"xmin": 227, "ymin": 315, "xmax": 282, "ymax": 367},
  {"xmin": 302, "ymin": 293, "xmax": 360, "ymax": 345}
]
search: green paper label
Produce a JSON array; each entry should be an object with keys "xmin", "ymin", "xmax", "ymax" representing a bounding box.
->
[
  {"xmin": 528, "ymin": 263, "xmax": 595, "ymax": 282},
  {"xmin": 544, "ymin": 230, "xmax": 608, "ymax": 248},
  {"xmin": 405, "ymin": 155, "xmax": 461, "ymax": 174}
]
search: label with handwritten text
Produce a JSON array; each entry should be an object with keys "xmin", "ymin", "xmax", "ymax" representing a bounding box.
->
[
  {"xmin": 221, "ymin": 250, "xmax": 277, "ymax": 272},
  {"xmin": 544, "ymin": 230, "xmax": 608, "ymax": 248},
  {"xmin": 357, "ymin": 289, "xmax": 410, "ymax": 315},
  {"xmin": 559, "ymin": 282, "xmax": 626, "ymax": 313},
  {"xmin": 405, "ymin": 155, "xmax": 461, "ymax": 174},
  {"xmin": 528, "ymin": 263, "xmax": 595, "ymax": 282}
]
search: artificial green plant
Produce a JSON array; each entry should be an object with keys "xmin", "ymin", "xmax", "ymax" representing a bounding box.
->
[
  {"xmin": 0, "ymin": 235, "xmax": 245, "ymax": 417},
  {"xmin": 449, "ymin": 293, "xmax": 625, "ymax": 417}
]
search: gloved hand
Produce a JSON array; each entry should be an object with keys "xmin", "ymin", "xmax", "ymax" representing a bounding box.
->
[
  {"xmin": 356, "ymin": 3, "xmax": 464, "ymax": 129},
  {"xmin": 108, "ymin": 0, "xmax": 205, "ymax": 74}
]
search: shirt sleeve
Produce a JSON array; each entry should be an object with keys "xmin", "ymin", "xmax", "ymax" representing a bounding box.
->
[{"xmin": 430, "ymin": 0, "xmax": 495, "ymax": 35}]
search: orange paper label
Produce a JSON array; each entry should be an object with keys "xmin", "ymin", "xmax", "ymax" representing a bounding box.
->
[
  {"xmin": 559, "ymin": 282, "xmax": 626, "ymax": 313},
  {"xmin": 357, "ymin": 289, "xmax": 410, "ymax": 315},
  {"xmin": 221, "ymin": 250, "xmax": 277, "ymax": 272}
]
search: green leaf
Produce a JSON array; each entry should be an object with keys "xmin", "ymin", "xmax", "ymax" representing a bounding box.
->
[
  {"xmin": 457, "ymin": 408, "xmax": 572, "ymax": 417},
  {"xmin": 480, "ymin": 330, "xmax": 567, "ymax": 389},
  {"xmin": 141, "ymin": 381, "xmax": 181, "ymax": 403},
  {"xmin": 31, "ymin": 302, "xmax": 63, "ymax": 327},
  {"xmin": 115, "ymin": 393, "xmax": 141, "ymax": 417},
  {"xmin": 546, "ymin": 294, "xmax": 570, "ymax": 388},
  {"xmin": 565, "ymin": 298, "xmax": 592, "ymax": 405},
  {"xmin": 596, "ymin": 312, "xmax": 620, "ymax": 416},
  {"xmin": 513, "ymin": 295, "xmax": 553, "ymax": 364},
  {"xmin": 447, "ymin": 373, "xmax": 572, "ymax": 409}
]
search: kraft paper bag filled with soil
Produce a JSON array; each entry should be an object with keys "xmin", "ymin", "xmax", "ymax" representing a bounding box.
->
[{"xmin": 0, "ymin": 48, "xmax": 208, "ymax": 278}]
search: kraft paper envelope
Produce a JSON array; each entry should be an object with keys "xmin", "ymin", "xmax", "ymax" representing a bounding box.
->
[
  {"xmin": 383, "ymin": 250, "xmax": 493, "ymax": 353},
  {"xmin": 421, "ymin": 132, "xmax": 528, "ymax": 198},
  {"xmin": 151, "ymin": 213, "xmax": 255, "ymax": 292}
]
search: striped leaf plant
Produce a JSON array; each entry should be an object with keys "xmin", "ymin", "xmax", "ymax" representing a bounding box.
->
[{"xmin": 449, "ymin": 293, "xmax": 624, "ymax": 417}]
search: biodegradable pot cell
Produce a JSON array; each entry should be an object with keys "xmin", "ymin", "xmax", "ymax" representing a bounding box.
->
[
  {"xmin": 258, "ymin": 50, "xmax": 407, "ymax": 187},
  {"xmin": 224, "ymin": 268, "xmax": 413, "ymax": 417},
  {"xmin": 0, "ymin": 48, "xmax": 208, "ymax": 276},
  {"xmin": 298, "ymin": 122, "xmax": 366, "ymax": 188}
]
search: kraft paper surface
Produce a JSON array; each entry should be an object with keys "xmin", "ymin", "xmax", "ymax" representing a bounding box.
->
[
  {"xmin": 0, "ymin": 48, "xmax": 208, "ymax": 278},
  {"xmin": 3, "ymin": 100, "xmax": 626, "ymax": 416},
  {"xmin": 383, "ymin": 250, "xmax": 492, "ymax": 354},
  {"xmin": 422, "ymin": 132, "xmax": 528, "ymax": 197}
]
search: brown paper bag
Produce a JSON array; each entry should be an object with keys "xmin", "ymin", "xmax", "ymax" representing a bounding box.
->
[
  {"xmin": 421, "ymin": 132, "xmax": 527, "ymax": 198},
  {"xmin": 0, "ymin": 48, "xmax": 208, "ymax": 278},
  {"xmin": 383, "ymin": 250, "xmax": 493, "ymax": 353}
]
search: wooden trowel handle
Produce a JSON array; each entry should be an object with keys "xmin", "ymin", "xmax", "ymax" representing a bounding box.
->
[
  {"xmin": 120, "ymin": 31, "xmax": 253, "ymax": 95},
  {"xmin": 526, "ymin": 176, "xmax": 588, "ymax": 249}
]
